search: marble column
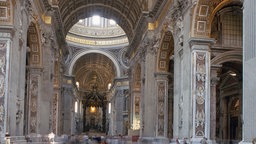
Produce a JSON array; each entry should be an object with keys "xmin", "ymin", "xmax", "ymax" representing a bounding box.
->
[
  {"xmin": 0, "ymin": 31, "xmax": 12, "ymax": 142},
  {"xmin": 189, "ymin": 38, "xmax": 214, "ymax": 143},
  {"xmin": 240, "ymin": 1, "xmax": 256, "ymax": 143},
  {"xmin": 210, "ymin": 66, "xmax": 220, "ymax": 141}
]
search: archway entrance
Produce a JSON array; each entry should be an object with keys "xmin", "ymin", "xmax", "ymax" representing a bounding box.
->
[
  {"xmin": 71, "ymin": 52, "xmax": 118, "ymax": 136},
  {"xmin": 215, "ymin": 62, "xmax": 242, "ymax": 142},
  {"xmin": 24, "ymin": 22, "xmax": 42, "ymax": 134}
]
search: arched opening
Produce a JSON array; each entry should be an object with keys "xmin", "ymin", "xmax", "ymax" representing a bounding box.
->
[
  {"xmin": 156, "ymin": 31, "xmax": 174, "ymax": 138},
  {"xmin": 216, "ymin": 62, "xmax": 242, "ymax": 142},
  {"xmin": 64, "ymin": 10, "xmax": 130, "ymax": 136},
  {"xmin": 210, "ymin": 2, "xmax": 243, "ymax": 142},
  {"xmin": 72, "ymin": 53, "xmax": 117, "ymax": 135},
  {"xmin": 24, "ymin": 22, "xmax": 42, "ymax": 134}
]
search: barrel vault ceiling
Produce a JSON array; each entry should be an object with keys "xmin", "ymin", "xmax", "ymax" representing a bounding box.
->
[{"xmin": 72, "ymin": 53, "xmax": 116, "ymax": 92}]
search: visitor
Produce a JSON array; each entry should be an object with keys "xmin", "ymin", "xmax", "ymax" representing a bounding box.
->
[
  {"xmin": 176, "ymin": 138, "xmax": 180, "ymax": 144},
  {"xmin": 200, "ymin": 137, "xmax": 208, "ymax": 144},
  {"xmin": 183, "ymin": 138, "xmax": 189, "ymax": 144},
  {"xmin": 5, "ymin": 133, "xmax": 10, "ymax": 144}
]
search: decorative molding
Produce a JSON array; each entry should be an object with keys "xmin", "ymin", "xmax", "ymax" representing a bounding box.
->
[
  {"xmin": 156, "ymin": 80, "xmax": 168, "ymax": 137},
  {"xmin": 29, "ymin": 75, "xmax": 39, "ymax": 133},
  {"xmin": 118, "ymin": 47, "xmax": 130, "ymax": 69},
  {"xmin": 0, "ymin": 40, "xmax": 7, "ymax": 138},
  {"xmin": 194, "ymin": 52, "xmax": 207, "ymax": 137},
  {"xmin": 52, "ymin": 93, "xmax": 58, "ymax": 133},
  {"xmin": 66, "ymin": 34, "xmax": 128, "ymax": 46}
]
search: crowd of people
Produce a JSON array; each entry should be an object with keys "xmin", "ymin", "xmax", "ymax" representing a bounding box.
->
[
  {"xmin": 60, "ymin": 134, "xmax": 108, "ymax": 144},
  {"xmin": 175, "ymin": 137, "xmax": 208, "ymax": 144}
]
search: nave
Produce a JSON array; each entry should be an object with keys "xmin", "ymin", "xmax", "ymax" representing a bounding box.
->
[{"xmin": 0, "ymin": 0, "xmax": 256, "ymax": 144}]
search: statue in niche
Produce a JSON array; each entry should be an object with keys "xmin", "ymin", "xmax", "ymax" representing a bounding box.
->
[
  {"xmin": 159, "ymin": 102, "xmax": 164, "ymax": 114},
  {"xmin": 0, "ymin": 55, "xmax": 5, "ymax": 74},
  {"xmin": 158, "ymin": 118, "xmax": 164, "ymax": 135},
  {"xmin": 197, "ymin": 73, "xmax": 205, "ymax": 82},
  {"xmin": 153, "ymin": 32, "xmax": 161, "ymax": 50},
  {"xmin": 31, "ymin": 98, "xmax": 37, "ymax": 112},
  {"xmin": 41, "ymin": 32, "xmax": 53, "ymax": 47},
  {"xmin": 197, "ymin": 63, "xmax": 206, "ymax": 73},
  {"xmin": 31, "ymin": 117, "xmax": 36, "ymax": 130},
  {"xmin": 145, "ymin": 32, "xmax": 161, "ymax": 54},
  {"xmin": 196, "ymin": 63, "xmax": 206, "ymax": 82},
  {"xmin": 178, "ymin": 95, "xmax": 184, "ymax": 127},
  {"xmin": 16, "ymin": 110, "xmax": 22, "ymax": 124},
  {"xmin": 0, "ymin": 74, "xmax": 5, "ymax": 97},
  {"xmin": 196, "ymin": 110, "xmax": 205, "ymax": 127},
  {"xmin": 0, "ymin": 105, "xmax": 3, "ymax": 122},
  {"xmin": 196, "ymin": 86, "xmax": 205, "ymax": 104},
  {"xmin": 16, "ymin": 98, "xmax": 23, "ymax": 124},
  {"xmin": 30, "ymin": 78, "xmax": 38, "ymax": 96},
  {"xmin": 176, "ymin": 16, "xmax": 184, "ymax": 46}
]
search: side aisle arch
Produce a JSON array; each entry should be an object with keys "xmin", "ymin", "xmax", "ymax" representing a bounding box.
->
[
  {"xmin": 24, "ymin": 21, "xmax": 43, "ymax": 134},
  {"xmin": 191, "ymin": 0, "xmax": 241, "ymax": 37},
  {"xmin": 27, "ymin": 22, "xmax": 42, "ymax": 67},
  {"xmin": 67, "ymin": 50, "xmax": 121, "ymax": 77},
  {"xmin": 155, "ymin": 30, "xmax": 174, "ymax": 137},
  {"xmin": 156, "ymin": 31, "xmax": 174, "ymax": 72}
]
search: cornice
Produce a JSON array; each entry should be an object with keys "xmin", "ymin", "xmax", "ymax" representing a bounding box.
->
[{"xmin": 0, "ymin": 25, "xmax": 15, "ymax": 39}]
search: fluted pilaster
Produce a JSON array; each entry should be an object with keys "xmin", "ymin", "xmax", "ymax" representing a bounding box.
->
[{"xmin": 241, "ymin": 1, "xmax": 256, "ymax": 143}]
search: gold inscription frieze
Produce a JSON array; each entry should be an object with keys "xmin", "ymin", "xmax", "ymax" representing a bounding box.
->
[{"xmin": 66, "ymin": 35, "xmax": 128, "ymax": 46}]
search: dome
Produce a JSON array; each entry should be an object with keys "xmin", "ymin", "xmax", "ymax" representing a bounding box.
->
[{"xmin": 66, "ymin": 16, "xmax": 129, "ymax": 47}]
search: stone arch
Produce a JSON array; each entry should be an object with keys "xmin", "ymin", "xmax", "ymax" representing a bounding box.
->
[
  {"xmin": 217, "ymin": 64, "xmax": 242, "ymax": 140},
  {"xmin": 211, "ymin": 51, "xmax": 242, "ymax": 65},
  {"xmin": 68, "ymin": 50, "xmax": 121, "ymax": 77},
  {"xmin": 191, "ymin": 0, "xmax": 242, "ymax": 37},
  {"xmin": 156, "ymin": 31, "xmax": 174, "ymax": 72},
  {"xmin": 23, "ymin": 21, "xmax": 43, "ymax": 134},
  {"xmin": 208, "ymin": 0, "xmax": 243, "ymax": 29}
]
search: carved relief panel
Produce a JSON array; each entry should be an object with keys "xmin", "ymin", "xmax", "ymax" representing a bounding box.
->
[
  {"xmin": 29, "ymin": 75, "xmax": 39, "ymax": 133},
  {"xmin": 192, "ymin": 51, "xmax": 209, "ymax": 137},
  {"xmin": 52, "ymin": 93, "xmax": 58, "ymax": 134},
  {"xmin": 156, "ymin": 81, "xmax": 167, "ymax": 136},
  {"xmin": 0, "ymin": 40, "xmax": 8, "ymax": 138}
]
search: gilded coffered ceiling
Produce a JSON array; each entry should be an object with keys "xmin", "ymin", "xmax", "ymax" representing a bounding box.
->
[{"xmin": 73, "ymin": 53, "xmax": 116, "ymax": 92}]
